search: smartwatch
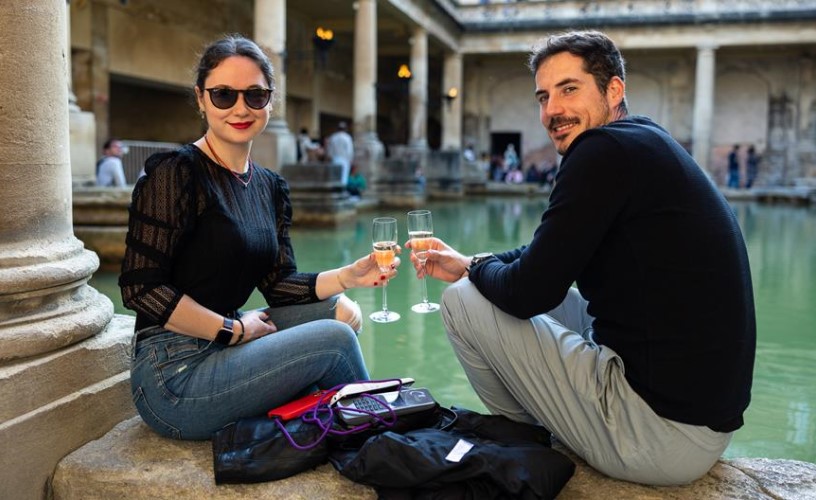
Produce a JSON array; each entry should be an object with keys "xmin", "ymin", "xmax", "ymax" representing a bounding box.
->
[
  {"xmin": 467, "ymin": 252, "xmax": 495, "ymax": 273},
  {"xmin": 214, "ymin": 317, "xmax": 235, "ymax": 346}
]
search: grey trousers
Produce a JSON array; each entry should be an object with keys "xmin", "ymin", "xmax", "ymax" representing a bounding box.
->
[{"xmin": 440, "ymin": 279, "xmax": 732, "ymax": 486}]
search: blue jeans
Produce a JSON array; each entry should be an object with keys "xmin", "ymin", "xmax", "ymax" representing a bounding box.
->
[{"xmin": 130, "ymin": 297, "xmax": 369, "ymax": 440}]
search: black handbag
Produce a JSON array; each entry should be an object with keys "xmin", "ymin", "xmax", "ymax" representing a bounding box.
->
[
  {"xmin": 212, "ymin": 415, "xmax": 329, "ymax": 484},
  {"xmin": 211, "ymin": 397, "xmax": 452, "ymax": 484}
]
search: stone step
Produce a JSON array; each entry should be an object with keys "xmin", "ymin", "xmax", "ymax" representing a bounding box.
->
[{"xmin": 52, "ymin": 415, "xmax": 816, "ymax": 499}]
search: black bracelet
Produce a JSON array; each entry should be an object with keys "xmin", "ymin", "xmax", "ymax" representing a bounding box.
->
[{"xmin": 235, "ymin": 318, "xmax": 245, "ymax": 344}]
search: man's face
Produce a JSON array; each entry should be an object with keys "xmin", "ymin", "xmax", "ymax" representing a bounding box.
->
[
  {"xmin": 109, "ymin": 141, "xmax": 124, "ymax": 157},
  {"xmin": 534, "ymin": 52, "xmax": 623, "ymax": 155}
]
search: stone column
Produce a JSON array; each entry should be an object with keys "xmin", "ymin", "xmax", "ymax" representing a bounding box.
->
[
  {"xmin": 352, "ymin": 0, "xmax": 385, "ymax": 184},
  {"xmin": 692, "ymin": 44, "xmax": 717, "ymax": 172},
  {"xmin": 0, "ymin": 2, "xmax": 132, "ymax": 495},
  {"xmin": 90, "ymin": 0, "xmax": 110, "ymax": 154},
  {"xmin": 409, "ymin": 27, "xmax": 428, "ymax": 149},
  {"xmin": 442, "ymin": 51, "xmax": 463, "ymax": 151},
  {"xmin": 252, "ymin": 0, "xmax": 296, "ymax": 171},
  {"xmin": 67, "ymin": 0, "xmax": 97, "ymax": 186}
]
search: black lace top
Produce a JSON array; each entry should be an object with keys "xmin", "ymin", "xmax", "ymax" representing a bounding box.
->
[{"xmin": 119, "ymin": 144, "xmax": 318, "ymax": 331}]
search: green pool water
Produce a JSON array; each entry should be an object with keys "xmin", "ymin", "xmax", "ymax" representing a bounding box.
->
[{"xmin": 89, "ymin": 197, "xmax": 816, "ymax": 464}]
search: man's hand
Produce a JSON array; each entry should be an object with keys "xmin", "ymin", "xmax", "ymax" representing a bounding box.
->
[{"xmin": 405, "ymin": 237, "xmax": 470, "ymax": 283}]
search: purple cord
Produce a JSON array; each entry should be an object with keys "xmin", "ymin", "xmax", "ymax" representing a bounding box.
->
[{"xmin": 273, "ymin": 379, "xmax": 402, "ymax": 450}]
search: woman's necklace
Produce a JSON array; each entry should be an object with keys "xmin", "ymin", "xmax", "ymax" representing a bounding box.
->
[{"xmin": 204, "ymin": 134, "xmax": 253, "ymax": 188}]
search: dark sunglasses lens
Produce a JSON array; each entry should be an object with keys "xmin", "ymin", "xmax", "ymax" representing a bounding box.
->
[
  {"xmin": 209, "ymin": 89, "xmax": 238, "ymax": 109},
  {"xmin": 244, "ymin": 89, "xmax": 271, "ymax": 109}
]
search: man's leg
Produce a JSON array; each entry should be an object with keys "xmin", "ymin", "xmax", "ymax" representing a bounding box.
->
[{"xmin": 441, "ymin": 279, "xmax": 731, "ymax": 485}]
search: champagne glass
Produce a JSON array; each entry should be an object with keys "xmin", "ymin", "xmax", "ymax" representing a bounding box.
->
[
  {"xmin": 369, "ymin": 217, "xmax": 400, "ymax": 323},
  {"xmin": 407, "ymin": 210, "xmax": 440, "ymax": 313}
]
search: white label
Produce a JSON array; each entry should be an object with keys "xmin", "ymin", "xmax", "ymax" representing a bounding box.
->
[{"xmin": 445, "ymin": 439, "xmax": 474, "ymax": 462}]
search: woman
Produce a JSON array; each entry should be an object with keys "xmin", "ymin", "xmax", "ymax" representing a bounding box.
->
[{"xmin": 119, "ymin": 35, "xmax": 397, "ymax": 440}]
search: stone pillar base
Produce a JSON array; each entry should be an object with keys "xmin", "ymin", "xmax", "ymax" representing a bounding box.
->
[
  {"xmin": 426, "ymin": 150, "xmax": 463, "ymax": 199},
  {"xmin": 372, "ymin": 158, "xmax": 426, "ymax": 208},
  {"xmin": 280, "ymin": 163, "xmax": 356, "ymax": 226},
  {"xmin": 0, "ymin": 314, "xmax": 135, "ymax": 499},
  {"xmin": 353, "ymin": 132, "xmax": 385, "ymax": 188},
  {"xmin": 252, "ymin": 119, "xmax": 296, "ymax": 172},
  {"xmin": 0, "ymin": 237, "xmax": 113, "ymax": 361}
]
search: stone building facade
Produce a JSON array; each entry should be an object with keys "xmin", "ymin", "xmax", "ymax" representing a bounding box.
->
[
  {"xmin": 67, "ymin": 0, "xmax": 816, "ymax": 186},
  {"xmin": 2, "ymin": 1, "xmax": 816, "ymax": 499}
]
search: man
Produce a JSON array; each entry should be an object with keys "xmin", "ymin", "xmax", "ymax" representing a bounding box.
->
[
  {"xmin": 408, "ymin": 31, "xmax": 755, "ymax": 486},
  {"xmin": 96, "ymin": 138, "xmax": 127, "ymax": 187},
  {"xmin": 325, "ymin": 121, "xmax": 354, "ymax": 187}
]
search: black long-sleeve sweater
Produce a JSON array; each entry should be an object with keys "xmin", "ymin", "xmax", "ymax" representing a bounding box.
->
[
  {"xmin": 469, "ymin": 116, "xmax": 756, "ymax": 432},
  {"xmin": 119, "ymin": 145, "xmax": 319, "ymax": 332}
]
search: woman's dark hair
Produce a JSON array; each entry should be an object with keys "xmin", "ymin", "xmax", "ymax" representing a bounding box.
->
[
  {"xmin": 528, "ymin": 31, "xmax": 628, "ymax": 114},
  {"xmin": 195, "ymin": 35, "xmax": 275, "ymax": 92}
]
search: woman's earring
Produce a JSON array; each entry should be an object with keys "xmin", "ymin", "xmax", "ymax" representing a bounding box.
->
[{"xmin": 199, "ymin": 108, "xmax": 205, "ymax": 119}]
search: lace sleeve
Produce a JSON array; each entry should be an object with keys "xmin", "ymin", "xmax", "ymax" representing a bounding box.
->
[
  {"xmin": 259, "ymin": 174, "xmax": 319, "ymax": 306},
  {"xmin": 118, "ymin": 151, "xmax": 196, "ymax": 324}
]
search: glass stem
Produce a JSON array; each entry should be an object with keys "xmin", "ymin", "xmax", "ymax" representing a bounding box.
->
[
  {"xmin": 420, "ymin": 267, "xmax": 429, "ymax": 305},
  {"xmin": 381, "ymin": 280, "xmax": 388, "ymax": 313}
]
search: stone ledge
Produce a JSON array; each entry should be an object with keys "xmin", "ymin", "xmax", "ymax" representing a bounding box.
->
[{"xmin": 53, "ymin": 415, "xmax": 816, "ymax": 499}]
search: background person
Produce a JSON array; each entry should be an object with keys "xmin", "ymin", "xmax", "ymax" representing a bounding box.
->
[
  {"xmin": 745, "ymin": 144, "xmax": 760, "ymax": 188},
  {"xmin": 727, "ymin": 144, "xmax": 741, "ymax": 188},
  {"xmin": 96, "ymin": 138, "xmax": 128, "ymax": 187},
  {"xmin": 297, "ymin": 126, "xmax": 322, "ymax": 163},
  {"xmin": 326, "ymin": 121, "xmax": 354, "ymax": 187},
  {"xmin": 119, "ymin": 35, "xmax": 399, "ymax": 441},
  {"xmin": 407, "ymin": 30, "xmax": 755, "ymax": 486},
  {"xmin": 346, "ymin": 164, "xmax": 367, "ymax": 198}
]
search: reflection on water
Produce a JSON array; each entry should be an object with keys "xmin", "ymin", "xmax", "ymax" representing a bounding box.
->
[{"xmin": 90, "ymin": 198, "xmax": 816, "ymax": 463}]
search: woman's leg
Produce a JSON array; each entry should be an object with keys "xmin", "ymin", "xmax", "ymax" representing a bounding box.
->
[
  {"xmin": 262, "ymin": 294, "xmax": 362, "ymax": 333},
  {"xmin": 132, "ymin": 297, "xmax": 370, "ymax": 440}
]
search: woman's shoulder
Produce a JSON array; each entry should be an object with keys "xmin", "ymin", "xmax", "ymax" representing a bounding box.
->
[{"xmin": 143, "ymin": 144, "xmax": 199, "ymax": 177}]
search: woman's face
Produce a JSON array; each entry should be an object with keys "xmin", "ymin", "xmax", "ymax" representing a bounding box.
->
[{"xmin": 196, "ymin": 55, "xmax": 271, "ymax": 146}]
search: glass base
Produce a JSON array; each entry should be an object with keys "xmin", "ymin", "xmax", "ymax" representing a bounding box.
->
[
  {"xmin": 370, "ymin": 310, "xmax": 401, "ymax": 323},
  {"xmin": 411, "ymin": 302, "xmax": 440, "ymax": 313}
]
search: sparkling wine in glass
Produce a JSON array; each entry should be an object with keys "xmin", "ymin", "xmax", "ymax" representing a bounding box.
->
[
  {"xmin": 407, "ymin": 210, "xmax": 440, "ymax": 313},
  {"xmin": 369, "ymin": 217, "xmax": 400, "ymax": 323}
]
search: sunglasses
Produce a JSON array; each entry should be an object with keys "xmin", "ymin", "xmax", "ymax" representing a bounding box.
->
[{"xmin": 205, "ymin": 87, "xmax": 272, "ymax": 110}]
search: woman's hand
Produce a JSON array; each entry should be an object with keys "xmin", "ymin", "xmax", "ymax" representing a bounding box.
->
[
  {"xmin": 236, "ymin": 309, "xmax": 278, "ymax": 344},
  {"xmin": 341, "ymin": 246, "xmax": 401, "ymax": 289},
  {"xmin": 405, "ymin": 237, "xmax": 469, "ymax": 283}
]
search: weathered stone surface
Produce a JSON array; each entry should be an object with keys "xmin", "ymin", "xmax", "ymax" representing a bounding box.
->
[
  {"xmin": 53, "ymin": 413, "xmax": 816, "ymax": 500},
  {"xmin": 554, "ymin": 444, "xmax": 816, "ymax": 499},
  {"xmin": 0, "ymin": 315, "xmax": 135, "ymax": 500},
  {"xmin": 52, "ymin": 417, "xmax": 376, "ymax": 500}
]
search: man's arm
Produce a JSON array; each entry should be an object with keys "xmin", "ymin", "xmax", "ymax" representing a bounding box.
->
[{"xmin": 469, "ymin": 131, "xmax": 633, "ymax": 318}]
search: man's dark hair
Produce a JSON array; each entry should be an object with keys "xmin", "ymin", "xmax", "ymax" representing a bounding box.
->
[
  {"xmin": 528, "ymin": 30, "xmax": 628, "ymax": 114},
  {"xmin": 103, "ymin": 138, "xmax": 120, "ymax": 150}
]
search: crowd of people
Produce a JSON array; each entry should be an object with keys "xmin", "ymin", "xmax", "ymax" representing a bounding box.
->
[{"xmin": 727, "ymin": 143, "xmax": 761, "ymax": 189}]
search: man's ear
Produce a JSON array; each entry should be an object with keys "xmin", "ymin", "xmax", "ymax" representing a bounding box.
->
[{"xmin": 607, "ymin": 76, "xmax": 625, "ymax": 108}]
